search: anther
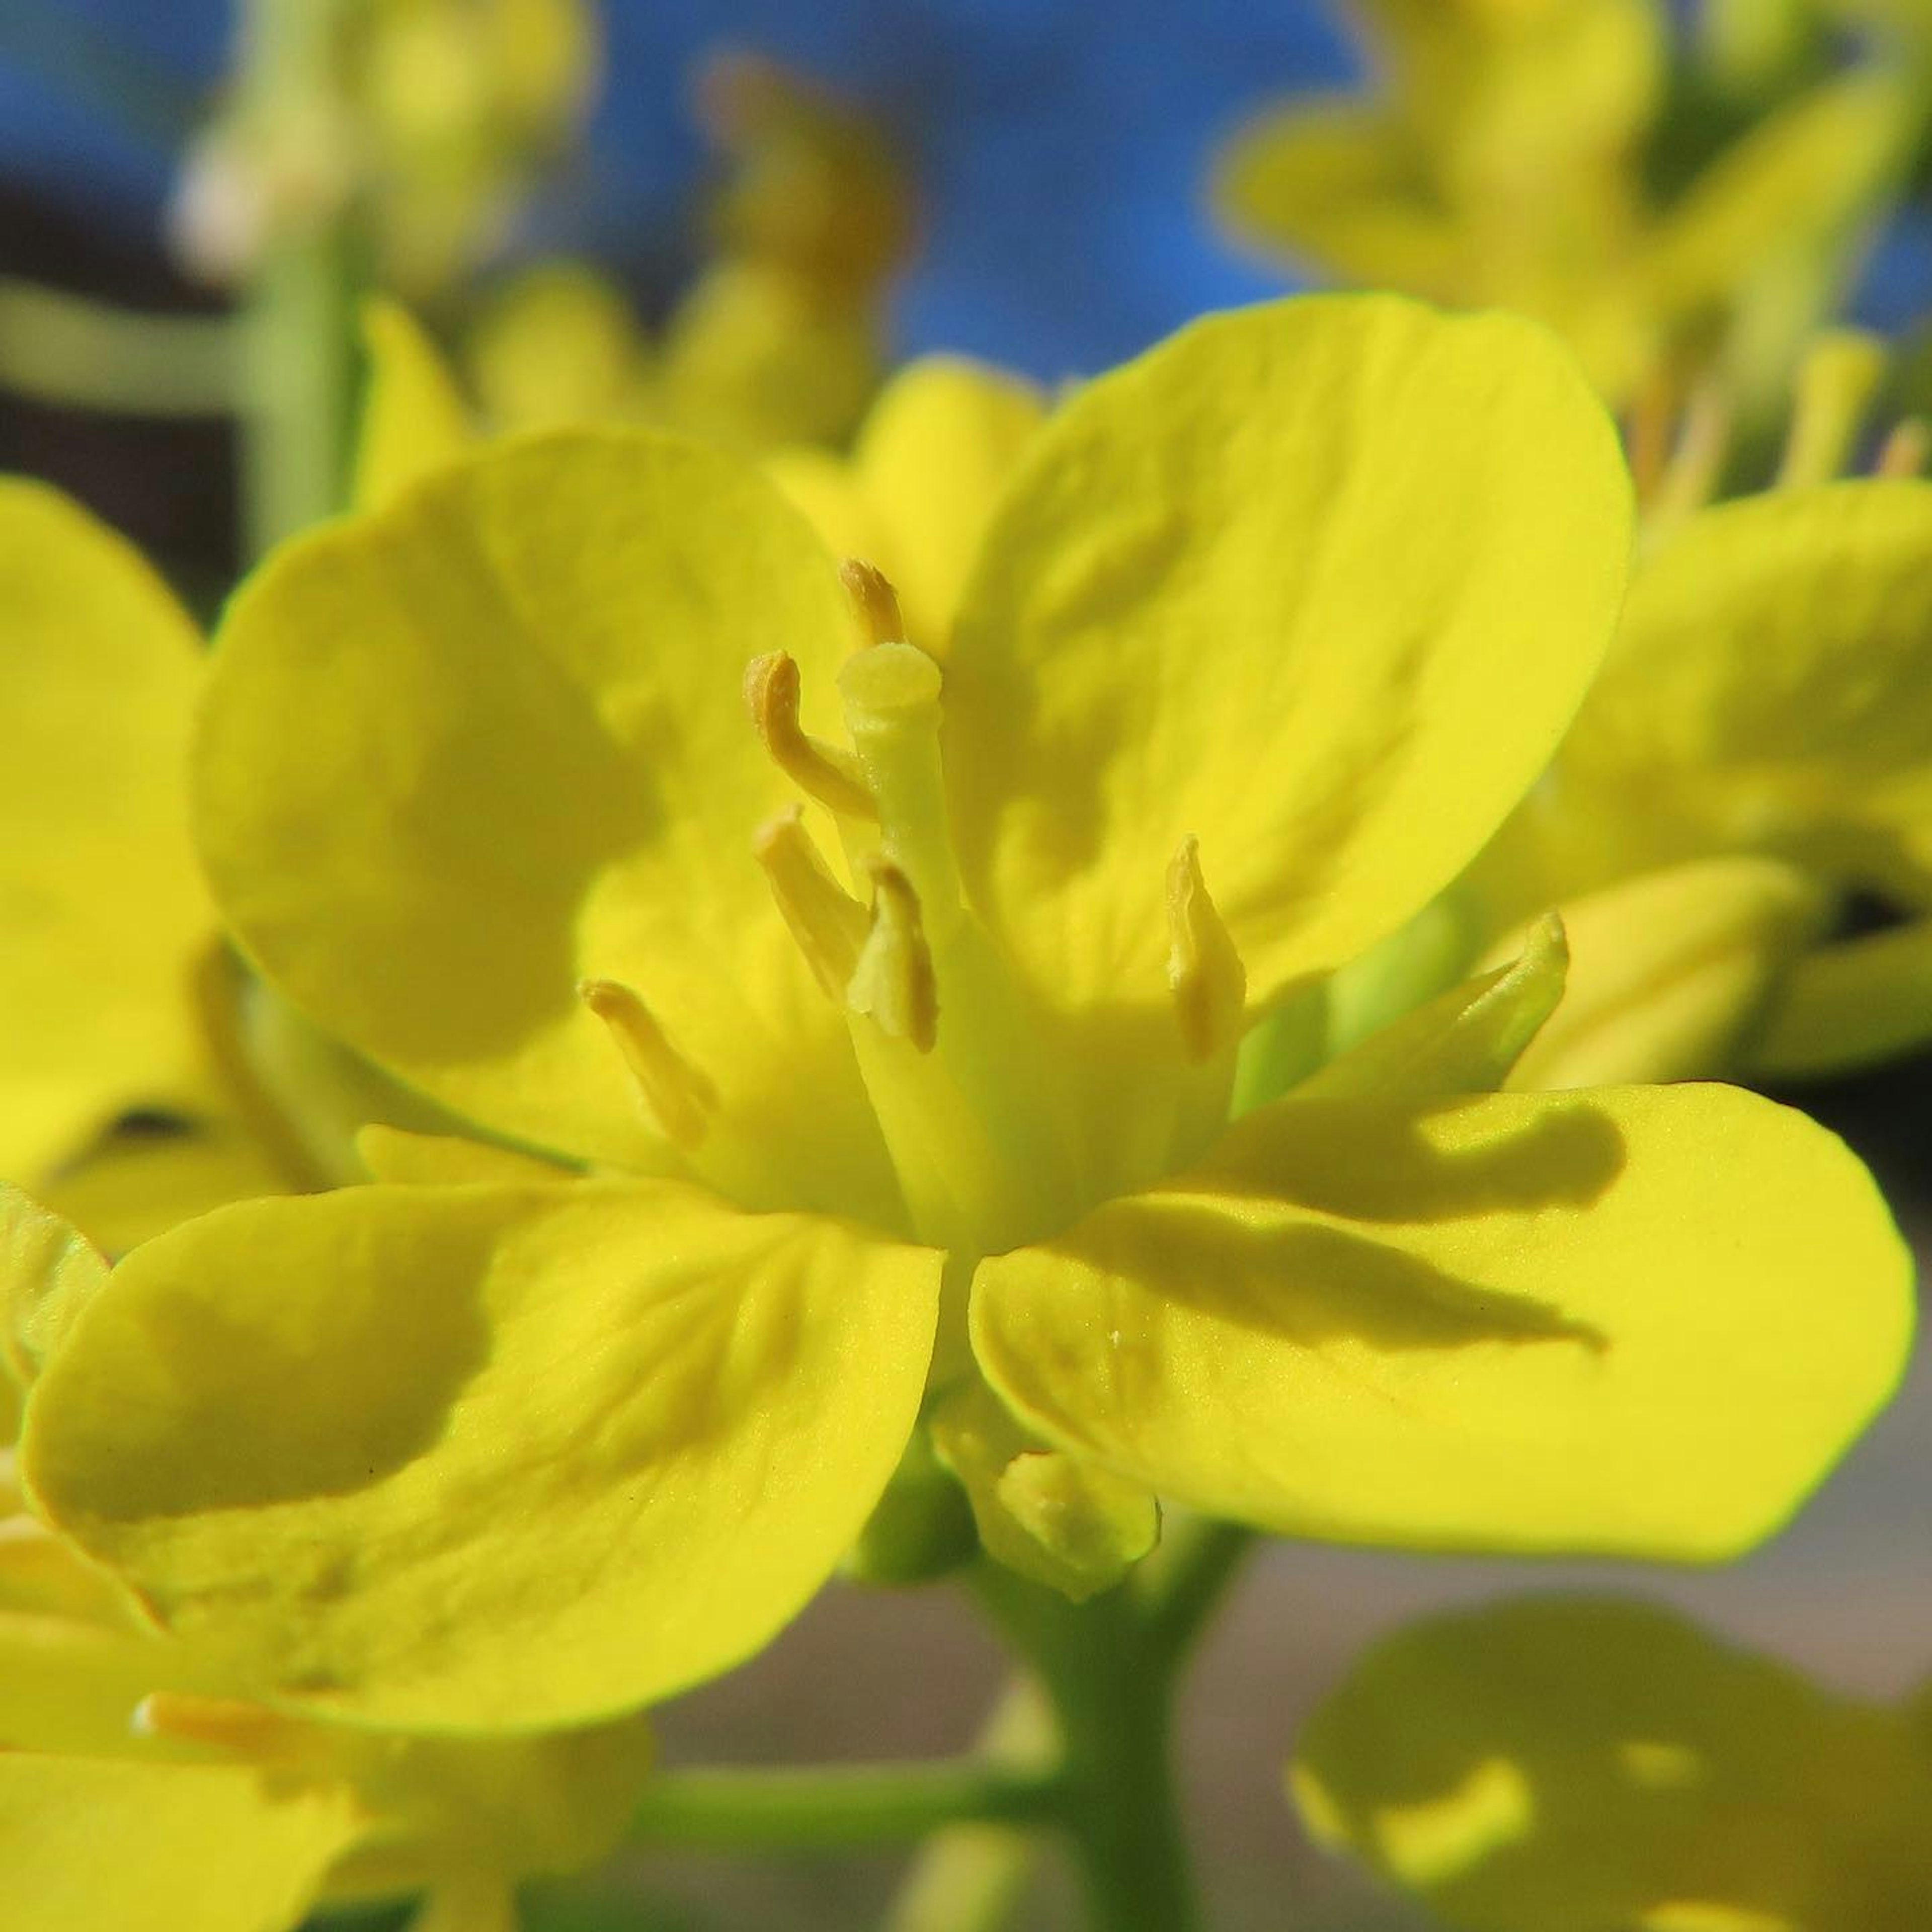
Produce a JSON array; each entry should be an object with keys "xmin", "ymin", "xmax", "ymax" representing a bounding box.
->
[
  {"xmin": 1166, "ymin": 837, "xmax": 1247, "ymax": 1063},
  {"xmin": 1877, "ymin": 417, "xmax": 1930, "ymax": 479},
  {"xmin": 1777, "ymin": 330, "xmax": 1887, "ymax": 490},
  {"xmin": 847, "ymin": 862, "xmax": 939, "ymax": 1053},
  {"xmin": 754, "ymin": 806, "xmax": 869, "ymax": 1000},
  {"xmin": 132, "ymin": 1692, "xmax": 308, "ymax": 1759},
  {"xmin": 745, "ymin": 651, "xmax": 878, "ymax": 821},
  {"xmin": 579, "ymin": 978, "xmax": 718, "ymax": 1149},
  {"xmin": 841, "ymin": 558, "xmax": 908, "ymax": 647}
]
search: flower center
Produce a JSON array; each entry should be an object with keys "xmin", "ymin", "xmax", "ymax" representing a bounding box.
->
[{"xmin": 742, "ymin": 563, "xmax": 1249, "ymax": 1261}]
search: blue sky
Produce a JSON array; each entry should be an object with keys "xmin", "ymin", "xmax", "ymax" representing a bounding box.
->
[{"xmin": 1, "ymin": 2, "xmax": 1925, "ymax": 380}]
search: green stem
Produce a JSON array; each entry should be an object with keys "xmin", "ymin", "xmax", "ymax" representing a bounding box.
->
[
  {"xmin": 238, "ymin": 0, "xmax": 360, "ymax": 557},
  {"xmin": 974, "ymin": 1569, "xmax": 1200, "ymax": 1932},
  {"xmin": 629, "ymin": 1761, "xmax": 1061, "ymax": 1852},
  {"xmin": 0, "ymin": 279, "xmax": 237, "ymax": 416},
  {"xmin": 879, "ymin": 1677, "xmax": 1056, "ymax": 1932},
  {"xmin": 1137, "ymin": 1518, "xmax": 1257, "ymax": 1673}
]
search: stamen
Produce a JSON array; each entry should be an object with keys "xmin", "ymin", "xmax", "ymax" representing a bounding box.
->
[
  {"xmin": 579, "ymin": 978, "xmax": 718, "ymax": 1148},
  {"xmin": 1643, "ymin": 382, "xmax": 1731, "ymax": 545},
  {"xmin": 132, "ymin": 1692, "xmax": 307, "ymax": 1759},
  {"xmin": 745, "ymin": 651, "xmax": 878, "ymax": 821},
  {"xmin": 1777, "ymin": 330, "xmax": 1887, "ymax": 490},
  {"xmin": 754, "ymin": 806, "xmax": 868, "ymax": 999},
  {"xmin": 1876, "ymin": 416, "xmax": 1930, "ymax": 479},
  {"xmin": 1166, "ymin": 837, "xmax": 1247, "ymax": 1063},
  {"xmin": 847, "ymin": 862, "xmax": 939, "ymax": 1053},
  {"xmin": 841, "ymin": 557, "xmax": 908, "ymax": 647}
]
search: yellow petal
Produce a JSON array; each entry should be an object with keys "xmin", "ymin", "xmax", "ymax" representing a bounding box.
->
[
  {"xmin": 1294, "ymin": 1595, "xmax": 1932, "ymax": 1930},
  {"xmin": 944, "ymin": 295, "xmax": 1632, "ymax": 1020},
  {"xmin": 196, "ymin": 430, "xmax": 900, "ymax": 1220},
  {"xmin": 355, "ymin": 1124, "xmax": 579, "ymax": 1186},
  {"xmin": 332, "ymin": 1713, "xmax": 654, "ymax": 1899},
  {"xmin": 464, "ymin": 261, "xmax": 654, "ymax": 434},
  {"xmin": 1298, "ymin": 914, "xmax": 1568, "ymax": 1101},
  {"xmin": 353, "ymin": 300, "xmax": 477, "ymax": 513},
  {"xmin": 765, "ymin": 445, "xmax": 892, "ymax": 588},
  {"xmin": 1561, "ymin": 480, "xmax": 1932, "ymax": 878},
  {"xmin": 39, "ymin": 1123, "xmax": 292, "ymax": 1258},
  {"xmin": 1750, "ymin": 912, "xmax": 1932, "ymax": 1078},
  {"xmin": 0, "ymin": 1183, "xmax": 109, "ymax": 1389},
  {"xmin": 25, "ymin": 1180, "xmax": 942, "ymax": 1728},
  {"xmin": 1212, "ymin": 102, "xmax": 1468, "ymax": 295},
  {"xmin": 971, "ymin": 1083, "xmax": 1909, "ymax": 1558},
  {"xmin": 0, "ymin": 1754, "xmax": 357, "ymax": 1932},
  {"xmin": 0, "ymin": 481, "xmax": 212, "ymax": 1181},
  {"xmin": 1647, "ymin": 72, "xmax": 1909, "ymax": 325},
  {"xmin": 1495, "ymin": 857, "xmax": 1828, "ymax": 1088},
  {"xmin": 848, "ymin": 356, "xmax": 1048, "ymax": 651}
]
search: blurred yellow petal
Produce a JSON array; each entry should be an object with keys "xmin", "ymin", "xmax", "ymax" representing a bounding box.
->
[
  {"xmin": 1294, "ymin": 1596, "xmax": 1932, "ymax": 1931},
  {"xmin": 1496, "ymin": 857, "xmax": 1828, "ymax": 1088},
  {"xmin": 26, "ymin": 1180, "xmax": 942, "ymax": 1728},
  {"xmin": 944, "ymin": 295, "xmax": 1631, "ymax": 1019},
  {"xmin": 1213, "ymin": 102, "xmax": 1467, "ymax": 295},
  {"xmin": 1750, "ymin": 912, "xmax": 1932, "ymax": 1079},
  {"xmin": 0, "ymin": 481, "xmax": 212, "ymax": 1181},
  {"xmin": 1561, "ymin": 479, "xmax": 1932, "ymax": 880},
  {"xmin": 353, "ymin": 300, "xmax": 477, "ymax": 513},
  {"xmin": 355, "ymin": 1124, "xmax": 578, "ymax": 1186},
  {"xmin": 197, "ymin": 430, "xmax": 900, "ymax": 1219},
  {"xmin": 405, "ymin": 1878, "xmax": 519, "ymax": 1932},
  {"xmin": 1647, "ymin": 73, "xmax": 1910, "ymax": 325},
  {"xmin": 849, "ymin": 356, "xmax": 1048, "ymax": 650},
  {"xmin": 38, "ymin": 1124, "xmax": 292, "ymax": 1258},
  {"xmin": 0, "ymin": 1183, "xmax": 108, "ymax": 1389},
  {"xmin": 464, "ymin": 261, "xmax": 654, "ymax": 434},
  {"xmin": 765, "ymin": 444, "xmax": 890, "ymax": 582},
  {"xmin": 972, "ymin": 1083, "xmax": 1908, "ymax": 1558},
  {"xmin": 0, "ymin": 1754, "xmax": 357, "ymax": 1932},
  {"xmin": 332, "ymin": 1713, "xmax": 653, "ymax": 1900}
]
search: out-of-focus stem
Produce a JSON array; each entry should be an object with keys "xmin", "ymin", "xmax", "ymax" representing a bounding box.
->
[
  {"xmin": 880, "ymin": 1678, "xmax": 1056, "ymax": 1932},
  {"xmin": 238, "ymin": 0, "xmax": 359, "ymax": 557}
]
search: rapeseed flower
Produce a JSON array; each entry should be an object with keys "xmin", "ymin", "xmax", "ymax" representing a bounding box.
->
[
  {"xmin": 19, "ymin": 297, "xmax": 1910, "ymax": 1735},
  {"xmin": 1214, "ymin": 0, "xmax": 1909, "ymax": 407},
  {"xmin": 1462, "ymin": 342, "xmax": 1932, "ymax": 1085},
  {"xmin": 0, "ymin": 1188, "xmax": 651, "ymax": 1931},
  {"xmin": 1294, "ymin": 1594, "xmax": 1932, "ymax": 1930}
]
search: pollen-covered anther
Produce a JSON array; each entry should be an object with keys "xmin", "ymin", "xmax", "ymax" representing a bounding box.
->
[
  {"xmin": 579, "ymin": 978, "xmax": 718, "ymax": 1149},
  {"xmin": 840, "ymin": 557, "xmax": 908, "ymax": 648},
  {"xmin": 132, "ymin": 1692, "xmax": 309, "ymax": 1761},
  {"xmin": 1877, "ymin": 416, "xmax": 1930, "ymax": 479},
  {"xmin": 1778, "ymin": 329, "xmax": 1887, "ymax": 489},
  {"xmin": 847, "ymin": 861, "xmax": 939, "ymax": 1053},
  {"xmin": 744, "ymin": 650, "xmax": 878, "ymax": 821},
  {"xmin": 1166, "ymin": 836, "xmax": 1247, "ymax": 1063},
  {"xmin": 754, "ymin": 805, "xmax": 868, "ymax": 1000}
]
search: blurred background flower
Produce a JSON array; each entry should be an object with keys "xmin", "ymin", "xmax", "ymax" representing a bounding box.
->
[{"xmin": 6, "ymin": 7, "xmax": 1932, "ymax": 1930}]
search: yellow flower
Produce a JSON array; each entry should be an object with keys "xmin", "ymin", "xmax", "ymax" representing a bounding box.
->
[
  {"xmin": 360, "ymin": 296, "xmax": 1045, "ymax": 652},
  {"xmin": 1293, "ymin": 1593, "xmax": 1932, "ymax": 1930},
  {"xmin": 19, "ymin": 297, "xmax": 1910, "ymax": 1735},
  {"xmin": 1471, "ymin": 357, "xmax": 1932, "ymax": 1083},
  {"xmin": 0, "ymin": 482, "xmax": 297, "ymax": 1249},
  {"xmin": 172, "ymin": 0, "xmax": 602, "ymax": 295},
  {"xmin": 351, "ymin": 51, "xmax": 917, "ymax": 481},
  {"xmin": 0, "ymin": 1186, "xmax": 652, "ymax": 1931},
  {"xmin": 1213, "ymin": 0, "xmax": 1911, "ymax": 406},
  {"xmin": 0, "ymin": 479, "xmax": 454, "ymax": 1249}
]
